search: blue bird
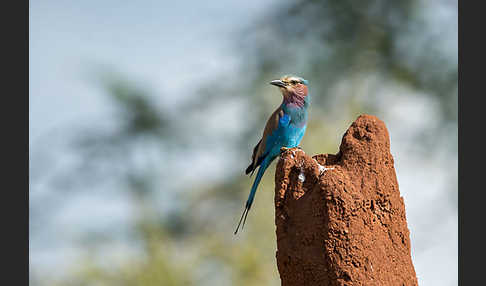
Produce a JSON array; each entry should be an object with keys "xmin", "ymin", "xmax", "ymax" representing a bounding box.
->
[{"xmin": 235, "ymin": 75, "xmax": 310, "ymax": 234}]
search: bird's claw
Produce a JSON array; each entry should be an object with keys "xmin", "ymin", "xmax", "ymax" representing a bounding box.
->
[{"xmin": 280, "ymin": 146, "xmax": 302, "ymax": 153}]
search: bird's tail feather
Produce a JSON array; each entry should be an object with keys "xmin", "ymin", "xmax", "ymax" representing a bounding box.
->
[{"xmin": 234, "ymin": 159, "xmax": 270, "ymax": 235}]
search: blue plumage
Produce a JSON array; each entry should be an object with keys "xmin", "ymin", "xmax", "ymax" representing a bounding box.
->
[{"xmin": 235, "ymin": 76, "xmax": 310, "ymax": 234}]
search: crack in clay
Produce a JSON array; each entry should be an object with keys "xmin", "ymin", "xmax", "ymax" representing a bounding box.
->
[{"xmin": 314, "ymin": 158, "xmax": 335, "ymax": 179}]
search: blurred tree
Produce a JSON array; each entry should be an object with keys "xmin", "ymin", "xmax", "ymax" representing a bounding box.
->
[{"xmin": 30, "ymin": 0, "xmax": 456, "ymax": 285}]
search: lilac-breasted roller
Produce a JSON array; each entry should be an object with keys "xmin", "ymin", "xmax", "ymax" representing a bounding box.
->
[{"xmin": 234, "ymin": 75, "xmax": 310, "ymax": 234}]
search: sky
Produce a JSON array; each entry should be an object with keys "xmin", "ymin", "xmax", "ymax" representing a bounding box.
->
[
  {"xmin": 30, "ymin": 0, "xmax": 267, "ymax": 140},
  {"xmin": 30, "ymin": 0, "xmax": 457, "ymax": 285}
]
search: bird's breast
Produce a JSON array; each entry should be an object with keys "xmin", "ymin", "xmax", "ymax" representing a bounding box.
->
[{"xmin": 287, "ymin": 109, "xmax": 307, "ymax": 128}]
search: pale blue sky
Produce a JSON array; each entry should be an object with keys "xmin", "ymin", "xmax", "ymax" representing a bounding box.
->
[{"xmin": 29, "ymin": 0, "xmax": 279, "ymax": 141}]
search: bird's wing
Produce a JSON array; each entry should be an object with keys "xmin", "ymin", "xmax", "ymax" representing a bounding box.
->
[{"xmin": 246, "ymin": 107, "xmax": 284, "ymax": 175}]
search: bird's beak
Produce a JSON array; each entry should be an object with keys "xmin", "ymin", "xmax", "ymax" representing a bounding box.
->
[{"xmin": 270, "ymin": 79, "xmax": 286, "ymax": 88}]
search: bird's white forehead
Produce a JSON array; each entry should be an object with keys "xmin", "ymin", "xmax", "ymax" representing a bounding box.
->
[{"xmin": 281, "ymin": 75, "xmax": 304, "ymax": 82}]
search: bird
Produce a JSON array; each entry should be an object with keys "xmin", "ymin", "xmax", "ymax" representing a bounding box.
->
[{"xmin": 234, "ymin": 75, "xmax": 310, "ymax": 235}]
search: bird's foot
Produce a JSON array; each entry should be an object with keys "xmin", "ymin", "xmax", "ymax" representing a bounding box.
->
[{"xmin": 280, "ymin": 146, "xmax": 303, "ymax": 154}]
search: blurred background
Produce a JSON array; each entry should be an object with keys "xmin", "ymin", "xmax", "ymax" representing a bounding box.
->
[{"xmin": 29, "ymin": 0, "xmax": 457, "ymax": 285}]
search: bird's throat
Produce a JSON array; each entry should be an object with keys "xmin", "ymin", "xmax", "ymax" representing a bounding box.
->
[{"xmin": 283, "ymin": 94, "xmax": 307, "ymax": 109}]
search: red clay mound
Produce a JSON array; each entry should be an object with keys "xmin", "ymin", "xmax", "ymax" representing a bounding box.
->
[{"xmin": 275, "ymin": 114, "xmax": 418, "ymax": 286}]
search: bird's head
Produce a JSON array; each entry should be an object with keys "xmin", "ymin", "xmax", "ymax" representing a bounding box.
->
[{"xmin": 270, "ymin": 75, "xmax": 309, "ymax": 106}]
